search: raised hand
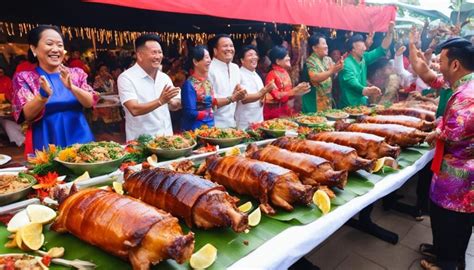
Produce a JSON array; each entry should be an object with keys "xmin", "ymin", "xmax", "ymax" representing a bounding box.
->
[
  {"xmin": 231, "ymin": 85, "xmax": 247, "ymax": 102},
  {"xmin": 158, "ymin": 85, "xmax": 180, "ymax": 105},
  {"xmin": 59, "ymin": 65, "xmax": 73, "ymax": 90},
  {"xmin": 330, "ymin": 59, "xmax": 344, "ymax": 74},
  {"xmin": 293, "ymin": 82, "xmax": 311, "ymax": 96},
  {"xmin": 39, "ymin": 76, "xmax": 53, "ymax": 97},
  {"xmin": 396, "ymin": 46, "xmax": 406, "ymax": 57},
  {"xmin": 262, "ymin": 81, "xmax": 277, "ymax": 95}
]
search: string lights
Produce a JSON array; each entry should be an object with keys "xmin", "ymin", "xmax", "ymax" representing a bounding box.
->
[{"xmin": 0, "ymin": 21, "xmax": 264, "ymax": 47}]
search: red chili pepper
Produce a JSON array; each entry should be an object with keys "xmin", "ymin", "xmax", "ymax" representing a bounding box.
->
[{"xmin": 41, "ymin": 255, "xmax": 52, "ymax": 266}]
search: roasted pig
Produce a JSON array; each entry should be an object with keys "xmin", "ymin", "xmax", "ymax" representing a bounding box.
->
[
  {"xmin": 124, "ymin": 167, "xmax": 248, "ymax": 232},
  {"xmin": 271, "ymin": 137, "xmax": 375, "ymax": 172},
  {"xmin": 246, "ymin": 144, "xmax": 348, "ymax": 189},
  {"xmin": 376, "ymin": 107, "xmax": 436, "ymax": 122},
  {"xmin": 336, "ymin": 122, "xmax": 427, "ymax": 147},
  {"xmin": 51, "ymin": 189, "xmax": 194, "ymax": 270},
  {"xmin": 357, "ymin": 115, "xmax": 435, "ymax": 131},
  {"xmin": 307, "ymin": 131, "xmax": 401, "ymax": 160},
  {"xmin": 205, "ymin": 155, "xmax": 314, "ymax": 215}
]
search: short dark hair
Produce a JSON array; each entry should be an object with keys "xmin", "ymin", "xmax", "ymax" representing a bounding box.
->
[
  {"xmin": 346, "ymin": 34, "xmax": 365, "ymax": 52},
  {"xmin": 308, "ymin": 33, "xmax": 326, "ymax": 48},
  {"xmin": 134, "ymin": 34, "xmax": 161, "ymax": 51},
  {"xmin": 443, "ymin": 44, "xmax": 474, "ymax": 71},
  {"xmin": 185, "ymin": 45, "xmax": 208, "ymax": 71},
  {"xmin": 268, "ymin": 45, "xmax": 288, "ymax": 65},
  {"xmin": 239, "ymin": 45, "xmax": 258, "ymax": 60},
  {"xmin": 27, "ymin": 25, "xmax": 63, "ymax": 63},
  {"xmin": 209, "ymin": 34, "xmax": 231, "ymax": 50}
]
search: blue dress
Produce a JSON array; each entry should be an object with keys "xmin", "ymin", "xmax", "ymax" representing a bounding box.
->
[
  {"xmin": 180, "ymin": 76, "xmax": 215, "ymax": 131},
  {"xmin": 33, "ymin": 67, "xmax": 94, "ymax": 150}
]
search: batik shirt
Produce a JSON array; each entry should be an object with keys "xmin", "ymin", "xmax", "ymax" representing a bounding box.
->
[
  {"xmin": 430, "ymin": 73, "xmax": 474, "ymax": 213},
  {"xmin": 302, "ymin": 53, "xmax": 334, "ymax": 112}
]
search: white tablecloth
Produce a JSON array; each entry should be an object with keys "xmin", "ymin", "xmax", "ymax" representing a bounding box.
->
[{"xmin": 229, "ymin": 150, "xmax": 434, "ymax": 270}]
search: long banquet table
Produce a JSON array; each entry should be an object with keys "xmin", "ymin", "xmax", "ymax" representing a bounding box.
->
[
  {"xmin": 0, "ymin": 140, "xmax": 434, "ymax": 270},
  {"xmin": 229, "ymin": 149, "xmax": 434, "ymax": 270}
]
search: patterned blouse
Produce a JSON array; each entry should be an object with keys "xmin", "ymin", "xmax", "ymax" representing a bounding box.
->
[
  {"xmin": 430, "ymin": 73, "xmax": 474, "ymax": 213},
  {"xmin": 12, "ymin": 67, "xmax": 98, "ymax": 123}
]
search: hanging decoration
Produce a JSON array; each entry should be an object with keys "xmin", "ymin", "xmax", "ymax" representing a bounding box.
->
[{"xmin": 0, "ymin": 21, "xmax": 260, "ymax": 47}]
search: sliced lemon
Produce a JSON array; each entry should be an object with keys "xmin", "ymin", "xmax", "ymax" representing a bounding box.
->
[
  {"xmin": 372, "ymin": 158, "xmax": 385, "ymax": 173},
  {"xmin": 74, "ymin": 171, "xmax": 90, "ymax": 182},
  {"xmin": 190, "ymin": 243, "xmax": 217, "ymax": 269},
  {"xmin": 26, "ymin": 204, "xmax": 57, "ymax": 225},
  {"xmin": 20, "ymin": 223, "xmax": 44, "ymax": 251},
  {"xmin": 113, "ymin": 181, "xmax": 124, "ymax": 195},
  {"xmin": 7, "ymin": 209, "xmax": 31, "ymax": 232},
  {"xmin": 225, "ymin": 147, "xmax": 241, "ymax": 157},
  {"xmin": 238, "ymin": 201, "xmax": 253, "ymax": 213},
  {"xmin": 147, "ymin": 154, "xmax": 159, "ymax": 167},
  {"xmin": 15, "ymin": 229, "xmax": 24, "ymax": 250},
  {"xmin": 313, "ymin": 190, "xmax": 331, "ymax": 214},
  {"xmin": 248, "ymin": 207, "xmax": 261, "ymax": 227},
  {"xmin": 47, "ymin": 246, "xmax": 65, "ymax": 258}
]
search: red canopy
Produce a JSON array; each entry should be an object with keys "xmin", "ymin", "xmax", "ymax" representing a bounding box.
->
[{"xmin": 85, "ymin": 0, "xmax": 396, "ymax": 33}]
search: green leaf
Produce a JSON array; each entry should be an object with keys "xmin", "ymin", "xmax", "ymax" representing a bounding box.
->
[
  {"xmin": 344, "ymin": 178, "xmax": 375, "ymax": 196},
  {"xmin": 331, "ymin": 189, "xmax": 358, "ymax": 206}
]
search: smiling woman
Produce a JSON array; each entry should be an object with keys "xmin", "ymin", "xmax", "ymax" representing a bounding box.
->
[{"xmin": 11, "ymin": 25, "xmax": 99, "ymax": 156}]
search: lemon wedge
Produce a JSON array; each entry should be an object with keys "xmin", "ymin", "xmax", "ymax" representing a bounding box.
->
[
  {"xmin": 20, "ymin": 222, "xmax": 44, "ymax": 250},
  {"xmin": 74, "ymin": 171, "xmax": 90, "ymax": 182},
  {"xmin": 15, "ymin": 229, "xmax": 24, "ymax": 249},
  {"xmin": 248, "ymin": 207, "xmax": 261, "ymax": 227},
  {"xmin": 190, "ymin": 243, "xmax": 217, "ymax": 269},
  {"xmin": 237, "ymin": 201, "xmax": 253, "ymax": 213},
  {"xmin": 225, "ymin": 147, "xmax": 241, "ymax": 157},
  {"xmin": 113, "ymin": 181, "xmax": 124, "ymax": 195},
  {"xmin": 147, "ymin": 154, "xmax": 159, "ymax": 167},
  {"xmin": 7, "ymin": 210, "xmax": 31, "ymax": 232},
  {"xmin": 26, "ymin": 205, "xmax": 57, "ymax": 225},
  {"xmin": 372, "ymin": 158, "xmax": 385, "ymax": 173},
  {"xmin": 313, "ymin": 190, "xmax": 331, "ymax": 214}
]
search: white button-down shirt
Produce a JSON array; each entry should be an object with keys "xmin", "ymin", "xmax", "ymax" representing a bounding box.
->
[
  {"xmin": 235, "ymin": 66, "xmax": 264, "ymax": 129},
  {"xmin": 208, "ymin": 58, "xmax": 241, "ymax": 128},
  {"xmin": 118, "ymin": 63, "xmax": 179, "ymax": 141}
]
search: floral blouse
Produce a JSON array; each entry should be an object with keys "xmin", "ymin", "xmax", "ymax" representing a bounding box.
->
[
  {"xmin": 430, "ymin": 73, "xmax": 474, "ymax": 213},
  {"xmin": 11, "ymin": 67, "xmax": 98, "ymax": 124}
]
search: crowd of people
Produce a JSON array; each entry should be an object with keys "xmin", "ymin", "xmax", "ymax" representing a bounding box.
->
[{"xmin": 0, "ymin": 20, "xmax": 472, "ymax": 269}]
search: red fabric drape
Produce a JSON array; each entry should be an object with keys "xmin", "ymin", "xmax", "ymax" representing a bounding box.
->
[{"xmin": 84, "ymin": 0, "xmax": 396, "ymax": 32}]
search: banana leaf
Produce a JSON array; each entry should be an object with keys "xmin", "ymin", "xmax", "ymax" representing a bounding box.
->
[
  {"xmin": 0, "ymin": 145, "xmax": 430, "ymax": 269},
  {"xmin": 0, "ymin": 215, "xmax": 291, "ymax": 270}
]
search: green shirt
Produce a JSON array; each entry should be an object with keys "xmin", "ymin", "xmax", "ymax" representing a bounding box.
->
[
  {"xmin": 338, "ymin": 46, "xmax": 386, "ymax": 108},
  {"xmin": 436, "ymin": 88, "xmax": 453, "ymax": 118}
]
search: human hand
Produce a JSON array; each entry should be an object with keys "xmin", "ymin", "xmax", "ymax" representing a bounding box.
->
[
  {"xmin": 39, "ymin": 76, "xmax": 53, "ymax": 97},
  {"xmin": 293, "ymin": 82, "xmax": 311, "ymax": 96},
  {"xmin": 409, "ymin": 27, "xmax": 420, "ymax": 45},
  {"xmin": 387, "ymin": 21, "xmax": 395, "ymax": 34},
  {"xmin": 261, "ymin": 81, "xmax": 277, "ymax": 95},
  {"xmin": 59, "ymin": 65, "xmax": 73, "ymax": 90},
  {"xmin": 396, "ymin": 46, "xmax": 406, "ymax": 57},
  {"xmin": 362, "ymin": 86, "xmax": 382, "ymax": 97},
  {"xmin": 366, "ymin": 32, "xmax": 375, "ymax": 48},
  {"xmin": 158, "ymin": 85, "xmax": 180, "ymax": 105},
  {"xmin": 330, "ymin": 59, "xmax": 344, "ymax": 74},
  {"xmin": 425, "ymin": 130, "xmax": 438, "ymax": 148},
  {"xmin": 231, "ymin": 85, "xmax": 247, "ymax": 102}
]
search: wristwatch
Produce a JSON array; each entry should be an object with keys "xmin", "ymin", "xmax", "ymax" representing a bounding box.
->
[{"xmin": 226, "ymin": 96, "xmax": 233, "ymax": 104}]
